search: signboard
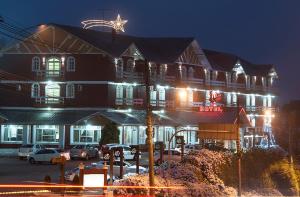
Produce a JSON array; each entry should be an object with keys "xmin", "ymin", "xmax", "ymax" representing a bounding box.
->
[
  {"xmin": 83, "ymin": 174, "xmax": 105, "ymax": 187},
  {"xmin": 199, "ymin": 105, "xmax": 223, "ymax": 112},
  {"xmin": 209, "ymin": 90, "xmax": 222, "ymax": 103},
  {"xmin": 51, "ymin": 156, "xmax": 66, "ymax": 164},
  {"xmin": 198, "ymin": 123, "xmax": 238, "ymax": 140}
]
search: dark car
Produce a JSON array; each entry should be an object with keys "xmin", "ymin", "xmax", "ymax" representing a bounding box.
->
[{"xmin": 70, "ymin": 145, "xmax": 99, "ymax": 160}]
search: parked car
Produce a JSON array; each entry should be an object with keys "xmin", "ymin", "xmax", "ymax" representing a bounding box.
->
[
  {"xmin": 55, "ymin": 148, "xmax": 71, "ymax": 160},
  {"xmin": 18, "ymin": 144, "xmax": 44, "ymax": 160},
  {"xmin": 65, "ymin": 165, "xmax": 114, "ymax": 183},
  {"xmin": 175, "ymin": 144, "xmax": 201, "ymax": 154},
  {"xmin": 91, "ymin": 160, "xmax": 147, "ymax": 177},
  {"xmin": 100, "ymin": 144, "xmax": 139, "ymax": 161},
  {"xmin": 70, "ymin": 145, "xmax": 99, "ymax": 160},
  {"xmin": 154, "ymin": 149, "xmax": 181, "ymax": 164},
  {"xmin": 203, "ymin": 143, "xmax": 231, "ymax": 152},
  {"xmin": 28, "ymin": 149, "xmax": 65, "ymax": 164}
]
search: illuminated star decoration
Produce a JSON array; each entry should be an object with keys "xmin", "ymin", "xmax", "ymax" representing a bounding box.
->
[{"xmin": 81, "ymin": 14, "xmax": 128, "ymax": 32}]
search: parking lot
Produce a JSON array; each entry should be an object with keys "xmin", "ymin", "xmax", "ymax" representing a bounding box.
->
[{"xmin": 0, "ymin": 157, "xmax": 100, "ymax": 184}]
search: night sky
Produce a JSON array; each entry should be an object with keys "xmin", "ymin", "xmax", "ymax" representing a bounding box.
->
[{"xmin": 0, "ymin": 0, "xmax": 299, "ymax": 105}]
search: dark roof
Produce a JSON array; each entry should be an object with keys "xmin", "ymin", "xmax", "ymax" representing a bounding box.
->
[
  {"xmin": 0, "ymin": 109, "xmax": 98, "ymax": 125},
  {"xmin": 0, "ymin": 108, "xmax": 250, "ymax": 127},
  {"xmin": 203, "ymin": 49, "xmax": 274, "ymax": 76},
  {"xmin": 53, "ymin": 23, "xmax": 194, "ymax": 64}
]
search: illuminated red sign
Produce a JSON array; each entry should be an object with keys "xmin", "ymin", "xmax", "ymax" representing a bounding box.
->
[
  {"xmin": 209, "ymin": 90, "xmax": 222, "ymax": 103},
  {"xmin": 199, "ymin": 106, "xmax": 223, "ymax": 112}
]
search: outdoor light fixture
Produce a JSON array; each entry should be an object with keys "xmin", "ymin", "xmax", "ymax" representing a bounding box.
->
[{"xmin": 178, "ymin": 89, "xmax": 187, "ymax": 101}]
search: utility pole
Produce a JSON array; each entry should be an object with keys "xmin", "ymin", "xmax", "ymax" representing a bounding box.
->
[
  {"xmin": 145, "ymin": 60, "xmax": 154, "ymax": 195},
  {"xmin": 236, "ymin": 97, "xmax": 242, "ymax": 197}
]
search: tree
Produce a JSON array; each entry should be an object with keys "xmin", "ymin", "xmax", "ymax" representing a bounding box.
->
[{"xmin": 99, "ymin": 122, "xmax": 120, "ymax": 145}]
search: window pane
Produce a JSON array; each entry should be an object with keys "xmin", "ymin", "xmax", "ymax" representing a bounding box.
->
[{"xmin": 2, "ymin": 125, "xmax": 23, "ymax": 142}]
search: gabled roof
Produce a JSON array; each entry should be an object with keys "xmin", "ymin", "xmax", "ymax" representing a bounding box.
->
[
  {"xmin": 203, "ymin": 49, "xmax": 276, "ymax": 77},
  {"xmin": 54, "ymin": 23, "xmax": 194, "ymax": 64}
]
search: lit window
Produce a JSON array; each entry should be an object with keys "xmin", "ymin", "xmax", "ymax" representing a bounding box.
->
[
  {"xmin": 31, "ymin": 83, "xmax": 40, "ymax": 98},
  {"xmin": 45, "ymin": 83, "xmax": 60, "ymax": 103},
  {"xmin": 72, "ymin": 125, "xmax": 101, "ymax": 144},
  {"xmin": 47, "ymin": 57, "xmax": 61, "ymax": 76},
  {"xmin": 35, "ymin": 125, "xmax": 59, "ymax": 143},
  {"xmin": 32, "ymin": 56, "xmax": 40, "ymax": 71},
  {"xmin": 67, "ymin": 56, "xmax": 76, "ymax": 72},
  {"xmin": 66, "ymin": 83, "xmax": 75, "ymax": 98},
  {"xmin": 1, "ymin": 125, "xmax": 23, "ymax": 143},
  {"xmin": 116, "ymin": 85, "xmax": 123, "ymax": 105}
]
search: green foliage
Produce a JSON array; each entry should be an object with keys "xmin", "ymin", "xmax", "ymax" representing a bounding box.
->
[
  {"xmin": 220, "ymin": 147, "xmax": 300, "ymax": 195},
  {"xmin": 262, "ymin": 159, "xmax": 299, "ymax": 196},
  {"xmin": 99, "ymin": 122, "xmax": 120, "ymax": 145}
]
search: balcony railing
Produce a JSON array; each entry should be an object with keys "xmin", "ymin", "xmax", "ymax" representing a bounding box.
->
[
  {"xmin": 115, "ymin": 98, "xmax": 144, "ymax": 106},
  {"xmin": 35, "ymin": 96, "xmax": 64, "ymax": 104},
  {"xmin": 182, "ymin": 77, "xmax": 204, "ymax": 85},
  {"xmin": 122, "ymin": 71, "xmax": 144, "ymax": 80},
  {"xmin": 245, "ymin": 106, "xmax": 277, "ymax": 112},
  {"xmin": 227, "ymin": 82, "xmax": 245, "ymax": 89},
  {"xmin": 35, "ymin": 70, "xmax": 64, "ymax": 78},
  {"xmin": 210, "ymin": 80, "xmax": 225, "ymax": 87}
]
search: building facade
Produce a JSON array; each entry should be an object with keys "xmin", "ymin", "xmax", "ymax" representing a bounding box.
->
[{"xmin": 0, "ymin": 24, "xmax": 278, "ymax": 154}]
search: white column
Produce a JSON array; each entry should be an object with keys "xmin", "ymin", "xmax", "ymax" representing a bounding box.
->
[
  {"xmin": 22, "ymin": 125, "xmax": 29, "ymax": 145},
  {"xmin": 59, "ymin": 125, "xmax": 65, "ymax": 149}
]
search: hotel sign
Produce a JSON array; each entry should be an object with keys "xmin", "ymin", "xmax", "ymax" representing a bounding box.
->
[{"xmin": 199, "ymin": 90, "xmax": 223, "ymax": 112}]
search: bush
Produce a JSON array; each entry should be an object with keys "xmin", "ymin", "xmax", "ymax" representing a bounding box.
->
[{"xmin": 262, "ymin": 159, "xmax": 299, "ymax": 196}]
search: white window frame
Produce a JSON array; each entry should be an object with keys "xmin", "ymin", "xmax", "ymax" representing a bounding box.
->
[
  {"xmin": 66, "ymin": 56, "xmax": 76, "ymax": 72},
  {"xmin": 35, "ymin": 125, "xmax": 59, "ymax": 144},
  {"xmin": 47, "ymin": 57, "xmax": 61, "ymax": 76},
  {"xmin": 1, "ymin": 125, "xmax": 23, "ymax": 143},
  {"xmin": 66, "ymin": 83, "xmax": 75, "ymax": 98},
  {"xmin": 32, "ymin": 56, "xmax": 40, "ymax": 71},
  {"xmin": 31, "ymin": 83, "xmax": 40, "ymax": 98},
  {"xmin": 71, "ymin": 125, "xmax": 101, "ymax": 144}
]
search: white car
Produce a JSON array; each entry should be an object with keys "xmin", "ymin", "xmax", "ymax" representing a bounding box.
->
[
  {"xmin": 100, "ymin": 144, "xmax": 138, "ymax": 161},
  {"xmin": 28, "ymin": 149, "xmax": 65, "ymax": 164},
  {"xmin": 18, "ymin": 144, "xmax": 44, "ymax": 159},
  {"xmin": 91, "ymin": 160, "xmax": 147, "ymax": 177},
  {"xmin": 175, "ymin": 144, "xmax": 201, "ymax": 154}
]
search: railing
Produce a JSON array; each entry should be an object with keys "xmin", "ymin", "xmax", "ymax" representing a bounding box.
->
[
  {"xmin": 35, "ymin": 96, "xmax": 64, "ymax": 104},
  {"xmin": 245, "ymin": 106, "xmax": 277, "ymax": 112},
  {"xmin": 115, "ymin": 98, "xmax": 144, "ymax": 106},
  {"xmin": 123, "ymin": 71, "xmax": 144, "ymax": 80},
  {"xmin": 165, "ymin": 75, "xmax": 176, "ymax": 82},
  {"xmin": 183, "ymin": 77, "xmax": 204, "ymax": 84},
  {"xmin": 210, "ymin": 80, "xmax": 225, "ymax": 87},
  {"xmin": 35, "ymin": 70, "xmax": 64, "ymax": 78},
  {"xmin": 227, "ymin": 82, "xmax": 245, "ymax": 89}
]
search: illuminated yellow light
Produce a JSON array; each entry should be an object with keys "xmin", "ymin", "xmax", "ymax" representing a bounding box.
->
[
  {"xmin": 178, "ymin": 89, "xmax": 187, "ymax": 101},
  {"xmin": 81, "ymin": 14, "xmax": 128, "ymax": 32}
]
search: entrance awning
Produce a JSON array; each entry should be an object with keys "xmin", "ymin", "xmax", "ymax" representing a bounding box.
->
[{"xmin": 197, "ymin": 108, "xmax": 251, "ymax": 140}]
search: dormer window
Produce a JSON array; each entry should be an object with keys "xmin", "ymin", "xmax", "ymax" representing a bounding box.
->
[
  {"xmin": 127, "ymin": 59, "xmax": 134, "ymax": 72},
  {"xmin": 188, "ymin": 67, "xmax": 194, "ymax": 79},
  {"xmin": 115, "ymin": 58, "xmax": 123, "ymax": 78},
  {"xmin": 67, "ymin": 56, "xmax": 76, "ymax": 72},
  {"xmin": 32, "ymin": 56, "xmax": 40, "ymax": 71}
]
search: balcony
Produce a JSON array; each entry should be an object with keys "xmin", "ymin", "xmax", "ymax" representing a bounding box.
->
[
  {"xmin": 245, "ymin": 106, "xmax": 277, "ymax": 113},
  {"xmin": 227, "ymin": 82, "xmax": 245, "ymax": 89},
  {"xmin": 35, "ymin": 70, "xmax": 64, "ymax": 79},
  {"xmin": 182, "ymin": 77, "xmax": 204, "ymax": 85},
  {"xmin": 115, "ymin": 98, "xmax": 144, "ymax": 106},
  {"xmin": 210, "ymin": 80, "xmax": 225, "ymax": 87},
  {"xmin": 35, "ymin": 96, "xmax": 64, "ymax": 104},
  {"xmin": 120, "ymin": 71, "xmax": 143, "ymax": 82}
]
